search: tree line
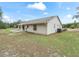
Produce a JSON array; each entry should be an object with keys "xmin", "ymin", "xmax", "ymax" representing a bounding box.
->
[
  {"xmin": 0, "ymin": 7, "xmax": 21, "ymax": 29},
  {"xmin": 63, "ymin": 22, "xmax": 79, "ymax": 29},
  {"xmin": 63, "ymin": 6, "xmax": 79, "ymax": 29}
]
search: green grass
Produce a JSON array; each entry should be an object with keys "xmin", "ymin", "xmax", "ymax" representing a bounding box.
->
[
  {"xmin": 0, "ymin": 29, "xmax": 79, "ymax": 57},
  {"xmin": 3, "ymin": 28, "xmax": 12, "ymax": 33}
]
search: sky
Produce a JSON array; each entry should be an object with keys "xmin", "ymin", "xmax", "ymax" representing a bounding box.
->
[{"xmin": 0, "ymin": 2, "xmax": 79, "ymax": 24}]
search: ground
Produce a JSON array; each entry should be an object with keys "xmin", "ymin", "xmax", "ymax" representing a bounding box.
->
[{"xmin": 0, "ymin": 28, "xmax": 79, "ymax": 57}]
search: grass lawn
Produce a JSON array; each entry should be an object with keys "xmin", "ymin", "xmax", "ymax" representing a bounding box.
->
[{"xmin": 0, "ymin": 29, "xmax": 79, "ymax": 57}]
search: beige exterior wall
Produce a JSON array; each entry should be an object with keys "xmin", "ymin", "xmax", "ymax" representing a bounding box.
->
[
  {"xmin": 47, "ymin": 17, "xmax": 62, "ymax": 35},
  {"xmin": 18, "ymin": 17, "xmax": 62, "ymax": 35},
  {"xmin": 25, "ymin": 24, "xmax": 47, "ymax": 35}
]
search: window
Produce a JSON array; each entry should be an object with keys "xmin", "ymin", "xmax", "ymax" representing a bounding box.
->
[{"xmin": 33, "ymin": 24, "xmax": 37, "ymax": 31}]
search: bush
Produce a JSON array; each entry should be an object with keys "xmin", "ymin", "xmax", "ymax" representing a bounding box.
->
[
  {"xmin": 76, "ymin": 24, "xmax": 79, "ymax": 28},
  {"xmin": 0, "ymin": 20, "xmax": 9, "ymax": 29},
  {"xmin": 63, "ymin": 23, "xmax": 79, "ymax": 29},
  {"xmin": 70, "ymin": 25, "xmax": 75, "ymax": 29},
  {"xmin": 63, "ymin": 24, "xmax": 72, "ymax": 28}
]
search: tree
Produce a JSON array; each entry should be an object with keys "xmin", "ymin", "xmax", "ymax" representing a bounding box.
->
[
  {"xmin": 0, "ymin": 6, "xmax": 3, "ymax": 20},
  {"xmin": 9, "ymin": 20, "xmax": 22, "ymax": 28},
  {"xmin": 0, "ymin": 6, "xmax": 8, "ymax": 29},
  {"xmin": 0, "ymin": 21, "xmax": 7, "ymax": 29},
  {"xmin": 72, "ymin": 7, "xmax": 79, "ymax": 28},
  {"xmin": 16, "ymin": 19, "xmax": 21, "ymax": 24},
  {"xmin": 74, "ymin": 20, "xmax": 77, "ymax": 28},
  {"xmin": 72, "ymin": 7, "xmax": 79, "ymax": 20}
]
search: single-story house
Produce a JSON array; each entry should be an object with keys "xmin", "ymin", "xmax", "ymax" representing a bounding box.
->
[{"xmin": 18, "ymin": 16, "xmax": 62, "ymax": 35}]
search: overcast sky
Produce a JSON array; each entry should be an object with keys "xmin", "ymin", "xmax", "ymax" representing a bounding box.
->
[{"xmin": 0, "ymin": 2, "xmax": 79, "ymax": 24}]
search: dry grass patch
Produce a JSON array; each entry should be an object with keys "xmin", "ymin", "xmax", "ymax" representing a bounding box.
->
[{"xmin": 0, "ymin": 29, "xmax": 79, "ymax": 57}]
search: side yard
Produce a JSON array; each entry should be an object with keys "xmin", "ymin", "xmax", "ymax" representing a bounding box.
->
[{"xmin": 0, "ymin": 28, "xmax": 79, "ymax": 57}]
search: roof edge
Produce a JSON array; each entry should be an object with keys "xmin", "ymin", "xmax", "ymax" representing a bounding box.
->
[{"xmin": 57, "ymin": 16, "xmax": 62, "ymax": 26}]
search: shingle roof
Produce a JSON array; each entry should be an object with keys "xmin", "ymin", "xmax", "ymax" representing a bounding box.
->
[{"xmin": 18, "ymin": 16, "xmax": 62, "ymax": 25}]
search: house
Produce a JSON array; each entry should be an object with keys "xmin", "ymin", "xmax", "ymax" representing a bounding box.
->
[{"xmin": 18, "ymin": 16, "xmax": 62, "ymax": 35}]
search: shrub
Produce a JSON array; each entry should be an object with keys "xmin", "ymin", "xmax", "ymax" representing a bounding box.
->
[
  {"xmin": 0, "ymin": 20, "xmax": 9, "ymax": 29},
  {"xmin": 76, "ymin": 24, "xmax": 79, "ymax": 28},
  {"xmin": 70, "ymin": 24, "xmax": 75, "ymax": 29}
]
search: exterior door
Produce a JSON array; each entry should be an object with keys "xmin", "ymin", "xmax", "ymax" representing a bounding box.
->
[{"xmin": 22, "ymin": 25, "xmax": 25, "ymax": 30}]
